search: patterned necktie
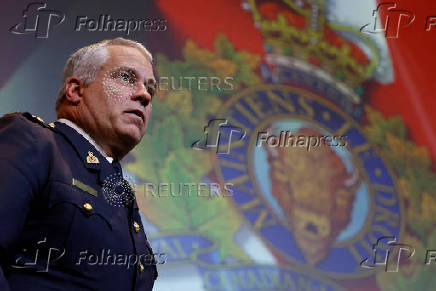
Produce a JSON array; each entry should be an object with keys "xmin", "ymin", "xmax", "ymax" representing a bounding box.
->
[
  {"xmin": 112, "ymin": 160, "xmax": 123, "ymax": 175},
  {"xmin": 103, "ymin": 160, "xmax": 134, "ymax": 207}
]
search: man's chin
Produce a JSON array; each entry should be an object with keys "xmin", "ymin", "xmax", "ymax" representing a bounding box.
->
[{"xmin": 117, "ymin": 125, "xmax": 145, "ymax": 147}]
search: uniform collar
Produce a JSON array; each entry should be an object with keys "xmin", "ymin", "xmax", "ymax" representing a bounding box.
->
[
  {"xmin": 57, "ymin": 119, "xmax": 114, "ymax": 163},
  {"xmin": 52, "ymin": 120, "xmax": 138, "ymax": 210},
  {"xmin": 53, "ymin": 120, "xmax": 115, "ymax": 185}
]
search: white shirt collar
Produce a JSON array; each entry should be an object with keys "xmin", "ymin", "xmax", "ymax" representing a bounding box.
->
[{"xmin": 57, "ymin": 119, "xmax": 114, "ymax": 163}]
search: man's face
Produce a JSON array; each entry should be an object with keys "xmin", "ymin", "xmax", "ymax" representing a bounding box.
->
[{"xmin": 81, "ymin": 45, "xmax": 156, "ymax": 150}]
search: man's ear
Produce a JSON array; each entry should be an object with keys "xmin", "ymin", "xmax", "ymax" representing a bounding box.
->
[{"xmin": 64, "ymin": 77, "xmax": 85, "ymax": 105}]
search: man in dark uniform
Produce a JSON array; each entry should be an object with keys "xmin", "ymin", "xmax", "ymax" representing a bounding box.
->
[{"xmin": 0, "ymin": 38, "xmax": 158, "ymax": 290}]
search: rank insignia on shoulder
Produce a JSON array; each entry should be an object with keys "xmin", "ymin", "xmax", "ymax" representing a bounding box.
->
[
  {"xmin": 22, "ymin": 112, "xmax": 53, "ymax": 129},
  {"xmin": 32, "ymin": 115, "xmax": 45, "ymax": 124},
  {"xmin": 24, "ymin": 112, "xmax": 45, "ymax": 124},
  {"xmin": 86, "ymin": 151, "xmax": 99, "ymax": 164}
]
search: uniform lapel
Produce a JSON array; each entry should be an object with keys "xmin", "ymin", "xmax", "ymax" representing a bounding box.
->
[
  {"xmin": 52, "ymin": 121, "xmax": 120, "ymax": 225},
  {"xmin": 53, "ymin": 121, "xmax": 115, "ymax": 185}
]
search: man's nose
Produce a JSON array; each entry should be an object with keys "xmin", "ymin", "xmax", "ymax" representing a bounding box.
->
[{"xmin": 131, "ymin": 83, "xmax": 151, "ymax": 107}]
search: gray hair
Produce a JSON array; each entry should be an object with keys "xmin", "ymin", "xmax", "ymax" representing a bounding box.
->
[{"xmin": 55, "ymin": 37, "xmax": 153, "ymax": 111}]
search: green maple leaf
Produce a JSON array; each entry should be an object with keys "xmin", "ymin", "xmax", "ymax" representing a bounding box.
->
[
  {"xmin": 364, "ymin": 106, "xmax": 406, "ymax": 147},
  {"xmin": 363, "ymin": 106, "xmax": 436, "ymax": 242},
  {"xmin": 131, "ymin": 148, "xmax": 249, "ymax": 261},
  {"xmin": 126, "ymin": 35, "xmax": 261, "ymax": 262}
]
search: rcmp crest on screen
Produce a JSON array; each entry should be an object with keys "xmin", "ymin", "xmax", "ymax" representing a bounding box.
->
[{"xmin": 214, "ymin": 84, "xmax": 403, "ymax": 278}]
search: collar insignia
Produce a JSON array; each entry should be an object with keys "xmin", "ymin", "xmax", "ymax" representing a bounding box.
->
[{"xmin": 86, "ymin": 151, "xmax": 99, "ymax": 164}]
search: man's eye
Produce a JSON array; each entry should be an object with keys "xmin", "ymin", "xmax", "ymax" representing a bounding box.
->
[
  {"xmin": 146, "ymin": 83, "xmax": 157, "ymax": 97},
  {"xmin": 116, "ymin": 72, "xmax": 136, "ymax": 84}
]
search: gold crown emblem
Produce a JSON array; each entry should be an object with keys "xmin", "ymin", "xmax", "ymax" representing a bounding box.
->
[{"xmin": 247, "ymin": 0, "xmax": 379, "ymax": 93}]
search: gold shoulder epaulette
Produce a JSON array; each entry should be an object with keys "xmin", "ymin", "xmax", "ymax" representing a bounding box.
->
[{"xmin": 22, "ymin": 112, "xmax": 55, "ymax": 129}]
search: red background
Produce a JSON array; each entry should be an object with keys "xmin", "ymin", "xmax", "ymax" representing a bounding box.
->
[{"xmin": 157, "ymin": 0, "xmax": 436, "ymax": 164}]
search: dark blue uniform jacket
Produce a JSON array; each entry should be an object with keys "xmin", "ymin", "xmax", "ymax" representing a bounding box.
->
[{"xmin": 0, "ymin": 113, "xmax": 157, "ymax": 291}]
